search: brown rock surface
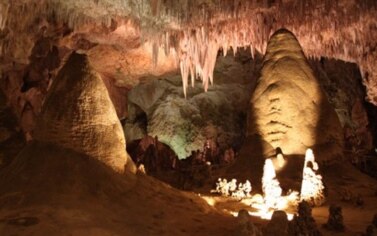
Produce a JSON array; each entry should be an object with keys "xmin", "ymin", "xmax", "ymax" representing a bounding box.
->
[
  {"xmin": 248, "ymin": 29, "xmax": 343, "ymax": 161},
  {"xmin": 34, "ymin": 52, "xmax": 135, "ymax": 173}
]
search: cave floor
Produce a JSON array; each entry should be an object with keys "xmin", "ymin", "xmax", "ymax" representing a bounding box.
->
[
  {"xmin": 0, "ymin": 142, "xmax": 376, "ymax": 235},
  {"xmin": 189, "ymin": 154, "xmax": 377, "ymax": 235}
]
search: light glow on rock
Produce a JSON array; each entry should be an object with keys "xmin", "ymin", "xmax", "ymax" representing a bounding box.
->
[
  {"xmin": 262, "ymin": 159, "xmax": 283, "ymax": 209},
  {"xmin": 210, "ymin": 156, "xmax": 299, "ymax": 221},
  {"xmin": 300, "ymin": 148, "xmax": 325, "ymax": 206},
  {"xmin": 208, "ymin": 151, "xmax": 326, "ymax": 221},
  {"xmin": 211, "ymin": 178, "xmax": 252, "ymax": 200},
  {"xmin": 249, "ymin": 158, "xmax": 299, "ymax": 220}
]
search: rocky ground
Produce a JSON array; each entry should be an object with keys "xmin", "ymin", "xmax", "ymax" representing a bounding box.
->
[{"xmin": 1, "ymin": 136, "xmax": 377, "ymax": 235}]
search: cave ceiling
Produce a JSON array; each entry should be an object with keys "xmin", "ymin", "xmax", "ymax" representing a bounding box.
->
[{"xmin": 0, "ymin": 0, "xmax": 376, "ymax": 105}]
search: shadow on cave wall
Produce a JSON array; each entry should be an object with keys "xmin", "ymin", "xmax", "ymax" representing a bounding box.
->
[
  {"xmin": 311, "ymin": 57, "xmax": 377, "ymax": 178},
  {"xmin": 313, "ymin": 67, "xmax": 344, "ymax": 166},
  {"xmin": 225, "ymin": 108, "xmax": 271, "ymax": 193},
  {"xmin": 0, "ymin": 90, "xmax": 26, "ymax": 170}
]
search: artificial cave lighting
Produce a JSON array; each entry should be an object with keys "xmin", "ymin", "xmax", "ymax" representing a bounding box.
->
[
  {"xmin": 262, "ymin": 158, "xmax": 283, "ymax": 210},
  {"xmin": 211, "ymin": 178, "xmax": 252, "ymax": 199},
  {"xmin": 250, "ymin": 158, "xmax": 298, "ymax": 221},
  {"xmin": 210, "ymin": 149, "xmax": 327, "ymax": 221},
  {"xmin": 300, "ymin": 148, "xmax": 325, "ymax": 206},
  {"xmin": 1, "ymin": 1, "xmax": 377, "ymax": 235}
]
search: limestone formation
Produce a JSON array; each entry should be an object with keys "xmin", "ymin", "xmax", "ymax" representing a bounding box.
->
[
  {"xmin": 323, "ymin": 205, "xmax": 345, "ymax": 232},
  {"xmin": 0, "ymin": 90, "xmax": 25, "ymax": 169},
  {"xmin": 237, "ymin": 209, "xmax": 262, "ymax": 236},
  {"xmin": 373, "ymin": 214, "xmax": 377, "ymax": 227},
  {"xmin": 126, "ymin": 53, "xmax": 255, "ymax": 159},
  {"xmin": 248, "ymin": 29, "xmax": 343, "ymax": 161},
  {"xmin": 34, "ymin": 52, "xmax": 135, "ymax": 173},
  {"xmin": 264, "ymin": 210, "xmax": 289, "ymax": 236},
  {"xmin": 289, "ymin": 201, "xmax": 321, "ymax": 236},
  {"xmin": 365, "ymin": 225, "xmax": 377, "ymax": 236}
]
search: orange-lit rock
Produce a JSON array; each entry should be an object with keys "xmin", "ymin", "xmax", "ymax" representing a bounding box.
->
[
  {"xmin": 248, "ymin": 29, "xmax": 343, "ymax": 161},
  {"xmin": 34, "ymin": 52, "xmax": 135, "ymax": 173}
]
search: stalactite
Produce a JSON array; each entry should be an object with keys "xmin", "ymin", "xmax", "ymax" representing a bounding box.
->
[
  {"xmin": 152, "ymin": 41, "xmax": 159, "ymax": 67},
  {"xmin": 1, "ymin": 0, "xmax": 377, "ymax": 103},
  {"xmin": 150, "ymin": 0, "xmax": 160, "ymax": 16},
  {"xmin": 0, "ymin": 2, "xmax": 9, "ymax": 30}
]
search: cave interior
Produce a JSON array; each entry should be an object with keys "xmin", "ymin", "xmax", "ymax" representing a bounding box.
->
[{"xmin": 1, "ymin": 0, "xmax": 377, "ymax": 235}]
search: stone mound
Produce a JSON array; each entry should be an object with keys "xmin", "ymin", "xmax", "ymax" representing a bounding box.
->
[
  {"xmin": 248, "ymin": 29, "xmax": 343, "ymax": 161},
  {"xmin": 34, "ymin": 52, "xmax": 135, "ymax": 173}
]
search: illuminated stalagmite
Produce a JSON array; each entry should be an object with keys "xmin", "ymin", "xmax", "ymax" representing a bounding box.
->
[
  {"xmin": 248, "ymin": 29, "xmax": 343, "ymax": 161},
  {"xmin": 34, "ymin": 52, "xmax": 135, "ymax": 173},
  {"xmin": 300, "ymin": 149, "xmax": 325, "ymax": 206}
]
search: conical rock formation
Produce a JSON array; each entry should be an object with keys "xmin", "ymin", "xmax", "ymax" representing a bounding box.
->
[
  {"xmin": 35, "ymin": 52, "xmax": 135, "ymax": 173},
  {"xmin": 248, "ymin": 29, "xmax": 343, "ymax": 161}
]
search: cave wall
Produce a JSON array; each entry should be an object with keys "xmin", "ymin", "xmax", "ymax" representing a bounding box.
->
[
  {"xmin": 0, "ymin": 90, "xmax": 25, "ymax": 169},
  {"xmin": 0, "ymin": 0, "xmax": 376, "ymax": 155},
  {"xmin": 310, "ymin": 58, "xmax": 375, "ymax": 155},
  {"xmin": 125, "ymin": 49, "xmax": 261, "ymax": 159}
]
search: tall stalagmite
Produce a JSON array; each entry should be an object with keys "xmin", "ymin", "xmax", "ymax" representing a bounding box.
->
[
  {"xmin": 248, "ymin": 29, "xmax": 343, "ymax": 161},
  {"xmin": 34, "ymin": 52, "xmax": 135, "ymax": 173}
]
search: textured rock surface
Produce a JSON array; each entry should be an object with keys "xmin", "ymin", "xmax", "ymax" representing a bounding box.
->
[
  {"xmin": 1, "ymin": 0, "xmax": 377, "ymax": 104},
  {"xmin": 0, "ymin": 141, "xmax": 237, "ymax": 236},
  {"xmin": 248, "ymin": 29, "xmax": 343, "ymax": 161},
  {"xmin": 0, "ymin": 0, "xmax": 377, "ymax": 139},
  {"xmin": 0, "ymin": 90, "xmax": 25, "ymax": 169},
  {"xmin": 310, "ymin": 58, "xmax": 376, "ymax": 153},
  {"xmin": 126, "ymin": 52, "xmax": 259, "ymax": 159},
  {"xmin": 237, "ymin": 209, "xmax": 263, "ymax": 236},
  {"xmin": 323, "ymin": 205, "xmax": 345, "ymax": 232},
  {"xmin": 264, "ymin": 210, "xmax": 289, "ymax": 236},
  {"xmin": 289, "ymin": 201, "xmax": 321, "ymax": 236},
  {"xmin": 34, "ymin": 52, "xmax": 135, "ymax": 173}
]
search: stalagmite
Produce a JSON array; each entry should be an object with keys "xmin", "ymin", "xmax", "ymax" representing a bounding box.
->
[
  {"xmin": 34, "ymin": 52, "xmax": 136, "ymax": 173},
  {"xmin": 262, "ymin": 159, "xmax": 282, "ymax": 209},
  {"xmin": 300, "ymin": 149, "xmax": 325, "ymax": 206},
  {"xmin": 1, "ymin": 1, "xmax": 376, "ymax": 103},
  {"xmin": 248, "ymin": 29, "xmax": 343, "ymax": 161}
]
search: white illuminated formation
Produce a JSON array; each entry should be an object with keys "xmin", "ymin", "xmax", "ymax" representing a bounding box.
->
[
  {"xmin": 249, "ymin": 158, "xmax": 298, "ymax": 220},
  {"xmin": 300, "ymin": 148, "xmax": 325, "ymax": 206},
  {"xmin": 211, "ymin": 178, "xmax": 252, "ymax": 199},
  {"xmin": 210, "ymin": 151, "xmax": 325, "ymax": 221},
  {"xmin": 262, "ymin": 159, "xmax": 282, "ymax": 209}
]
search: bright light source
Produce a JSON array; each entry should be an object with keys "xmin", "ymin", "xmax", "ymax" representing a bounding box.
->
[
  {"xmin": 208, "ymin": 149, "xmax": 325, "ymax": 221},
  {"xmin": 300, "ymin": 148, "xmax": 325, "ymax": 206}
]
